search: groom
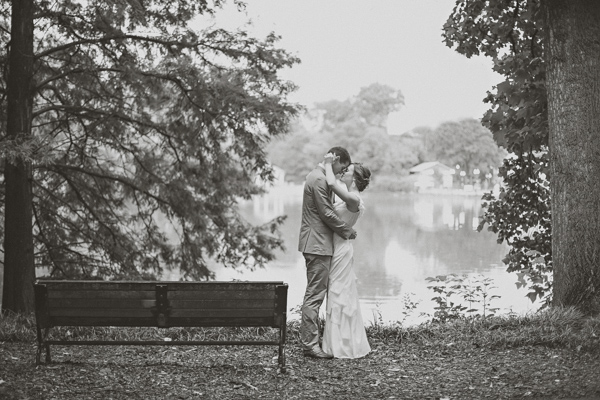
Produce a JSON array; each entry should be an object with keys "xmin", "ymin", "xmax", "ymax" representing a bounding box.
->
[{"xmin": 298, "ymin": 146, "xmax": 357, "ymax": 359}]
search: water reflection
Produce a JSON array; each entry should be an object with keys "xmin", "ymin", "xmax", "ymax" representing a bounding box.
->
[
  {"xmin": 220, "ymin": 186, "xmax": 539, "ymax": 324},
  {"xmin": 17, "ymin": 185, "xmax": 539, "ymax": 322}
]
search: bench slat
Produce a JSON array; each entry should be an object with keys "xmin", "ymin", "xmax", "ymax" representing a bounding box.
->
[
  {"xmin": 48, "ymin": 308, "xmax": 155, "ymax": 318},
  {"xmin": 46, "ymin": 316, "xmax": 276, "ymax": 328},
  {"xmin": 47, "ymin": 317, "xmax": 159, "ymax": 327},
  {"xmin": 169, "ymin": 308, "xmax": 274, "ymax": 318},
  {"xmin": 45, "ymin": 299, "xmax": 275, "ymax": 310},
  {"xmin": 168, "ymin": 291, "xmax": 275, "ymax": 300},
  {"xmin": 162, "ymin": 283, "xmax": 282, "ymax": 291},
  {"xmin": 166, "ymin": 317, "xmax": 276, "ymax": 327},
  {"xmin": 168, "ymin": 299, "xmax": 275, "ymax": 309},
  {"xmin": 37, "ymin": 281, "xmax": 283, "ymax": 291},
  {"xmin": 48, "ymin": 291, "xmax": 156, "ymax": 299},
  {"xmin": 46, "ymin": 307, "xmax": 274, "ymax": 318},
  {"xmin": 48, "ymin": 299, "xmax": 155, "ymax": 309},
  {"xmin": 47, "ymin": 290, "xmax": 275, "ymax": 301}
]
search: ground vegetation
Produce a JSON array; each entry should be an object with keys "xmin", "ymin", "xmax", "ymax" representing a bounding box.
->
[{"xmin": 1, "ymin": 308, "xmax": 599, "ymax": 399}]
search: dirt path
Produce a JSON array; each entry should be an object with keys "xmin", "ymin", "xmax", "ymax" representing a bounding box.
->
[{"xmin": 2, "ymin": 336, "xmax": 600, "ymax": 399}]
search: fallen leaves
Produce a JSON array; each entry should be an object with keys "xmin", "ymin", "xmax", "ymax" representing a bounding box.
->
[
  {"xmin": 0, "ymin": 340, "xmax": 599, "ymax": 399},
  {"xmin": 230, "ymin": 380, "xmax": 258, "ymax": 390}
]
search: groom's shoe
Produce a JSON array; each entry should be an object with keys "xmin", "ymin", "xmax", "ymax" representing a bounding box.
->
[{"xmin": 303, "ymin": 348, "xmax": 333, "ymax": 359}]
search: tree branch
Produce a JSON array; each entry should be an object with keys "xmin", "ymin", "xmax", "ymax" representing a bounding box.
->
[
  {"xmin": 48, "ymin": 163, "xmax": 169, "ymax": 207},
  {"xmin": 35, "ymin": 34, "xmax": 198, "ymax": 60}
]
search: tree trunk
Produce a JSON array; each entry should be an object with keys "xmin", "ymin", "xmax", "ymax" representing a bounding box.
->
[
  {"xmin": 2, "ymin": 0, "xmax": 35, "ymax": 314},
  {"xmin": 544, "ymin": 0, "xmax": 600, "ymax": 313}
]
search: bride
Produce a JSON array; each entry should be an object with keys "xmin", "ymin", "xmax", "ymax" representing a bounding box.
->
[{"xmin": 321, "ymin": 152, "xmax": 372, "ymax": 359}]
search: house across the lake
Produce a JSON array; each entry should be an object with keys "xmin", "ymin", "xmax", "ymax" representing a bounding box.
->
[{"xmin": 409, "ymin": 161, "xmax": 455, "ymax": 191}]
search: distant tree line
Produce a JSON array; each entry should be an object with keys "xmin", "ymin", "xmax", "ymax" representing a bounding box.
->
[{"xmin": 267, "ymin": 83, "xmax": 506, "ymax": 190}]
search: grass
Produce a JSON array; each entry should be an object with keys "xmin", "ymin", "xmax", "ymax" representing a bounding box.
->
[
  {"xmin": 367, "ymin": 307, "xmax": 600, "ymax": 351},
  {"xmin": 2, "ymin": 307, "xmax": 599, "ymax": 352},
  {"xmin": 2, "ymin": 308, "xmax": 600, "ymax": 399}
]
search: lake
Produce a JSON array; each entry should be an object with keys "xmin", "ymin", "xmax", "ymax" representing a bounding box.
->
[
  {"xmin": 1, "ymin": 185, "xmax": 540, "ymax": 323},
  {"xmin": 162, "ymin": 185, "xmax": 540, "ymax": 325}
]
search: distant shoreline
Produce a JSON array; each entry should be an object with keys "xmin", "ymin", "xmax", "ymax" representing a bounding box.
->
[{"xmin": 260, "ymin": 182, "xmax": 496, "ymax": 198}]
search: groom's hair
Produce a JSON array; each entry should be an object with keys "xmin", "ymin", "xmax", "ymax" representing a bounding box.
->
[{"xmin": 328, "ymin": 146, "xmax": 351, "ymax": 165}]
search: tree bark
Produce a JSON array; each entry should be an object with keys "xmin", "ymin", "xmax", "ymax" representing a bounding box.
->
[
  {"xmin": 544, "ymin": 0, "xmax": 600, "ymax": 313},
  {"xmin": 2, "ymin": 0, "xmax": 35, "ymax": 314}
]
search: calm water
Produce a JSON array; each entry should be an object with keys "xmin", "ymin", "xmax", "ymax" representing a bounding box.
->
[
  {"xmin": 3, "ymin": 185, "xmax": 539, "ymax": 322},
  {"xmin": 163, "ymin": 185, "xmax": 540, "ymax": 324}
]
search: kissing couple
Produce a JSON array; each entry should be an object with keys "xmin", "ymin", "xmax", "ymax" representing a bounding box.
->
[{"xmin": 298, "ymin": 146, "xmax": 372, "ymax": 359}]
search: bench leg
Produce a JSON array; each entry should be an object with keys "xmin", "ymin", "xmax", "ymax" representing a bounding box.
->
[
  {"xmin": 279, "ymin": 348, "xmax": 286, "ymax": 374},
  {"xmin": 278, "ymin": 324, "xmax": 287, "ymax": 373},
  {"xmin": 36, "ymin": 345, "xmax": 42, "ymax": 365},
  {"xmin": 43, "ymin": 328, "xmax": 51, "ymax": 363},
  {"xmin": 35, "ymin": 327, "xmax": 43, "ymax": 365},
  {"xmin": 45, "ymin": 342, "xmax": 51, "ymax": 363}
]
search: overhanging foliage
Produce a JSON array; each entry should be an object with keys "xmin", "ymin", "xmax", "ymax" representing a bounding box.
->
[
  {"xmin": 0, "ymin": 0, "xmax": 301, "ymax": 282},
  {"xmin": 443, "ymin": 0, "xmax": 552, "ymax": 303}
]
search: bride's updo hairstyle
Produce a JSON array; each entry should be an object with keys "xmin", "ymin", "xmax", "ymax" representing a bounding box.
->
[{"xmin": 352, "ymin": 163, "xmax": 371, "ymax": 192}]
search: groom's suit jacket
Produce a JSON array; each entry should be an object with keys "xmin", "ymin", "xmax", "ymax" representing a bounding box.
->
[{"xmin": 298, "ymin": 165, "xmax": 356, "ymax": 256}]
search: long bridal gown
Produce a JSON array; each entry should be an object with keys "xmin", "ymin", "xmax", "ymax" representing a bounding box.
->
[{"xmin": 322, "ymin": 196, "xmax": 371, "ymax": 359}]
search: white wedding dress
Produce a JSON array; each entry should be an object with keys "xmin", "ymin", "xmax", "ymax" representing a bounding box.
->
[{"xmin": 322, "ymin": 196, "xmax": 371, "ymax": 359}]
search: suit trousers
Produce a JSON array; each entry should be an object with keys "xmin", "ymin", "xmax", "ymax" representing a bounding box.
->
[{"xmin": 300, "ymin": 253, "xmax": 331, "ymax": 351}]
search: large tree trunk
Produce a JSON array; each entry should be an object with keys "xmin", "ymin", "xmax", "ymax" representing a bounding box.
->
[
  {"xmin": 2, "ymin": 0, "xmax": 35, "ymax": 314},
  {"xmin": 544, "ymin": 0, "xmax": 600, "ymax": 313}
]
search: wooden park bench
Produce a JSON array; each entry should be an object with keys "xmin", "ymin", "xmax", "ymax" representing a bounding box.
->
[{"xmin": 33, "ymin": 280, "xmax": 288, "ymax": 372}]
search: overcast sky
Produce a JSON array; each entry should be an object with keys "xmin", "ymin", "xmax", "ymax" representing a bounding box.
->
[{"xmin": 210, "ymin": 0, "xmax": 502, "ymax": 134}]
